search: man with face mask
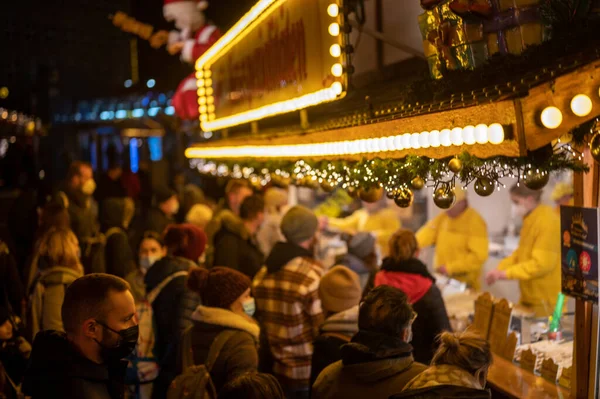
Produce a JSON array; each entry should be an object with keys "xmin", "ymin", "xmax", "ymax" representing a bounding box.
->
[
  {"xmin": 146, "ymin": 186, "xmax": 180, "ymax": 235},
  {"xmin": 254, "ymin": 206, "xmax": 324, "ymax": 398},
  {"xmin": 416, "ymin": 188, "xmax": 489, "ymax": 290},
  {"xmin": 485, "ymin": 184, "xmax": 561, "ymax": 317},
  {"xmin": 23, "ymin": 274, "xmax": 138, "ymax": 399}
]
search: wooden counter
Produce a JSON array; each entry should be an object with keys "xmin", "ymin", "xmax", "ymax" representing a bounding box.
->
[{"xmin": 487, "ymin": 355, "xmax": 570, "ymax": 399}]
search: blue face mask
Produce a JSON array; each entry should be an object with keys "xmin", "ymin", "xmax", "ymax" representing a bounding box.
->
[{"xmin": 242, "ymin": 298, "xmax": 256, "ymax": 317}]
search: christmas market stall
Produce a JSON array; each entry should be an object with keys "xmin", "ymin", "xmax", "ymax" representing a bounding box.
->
[{"xmin": 183, "ymin": 0, "xmax": 600, "ymax": 397}]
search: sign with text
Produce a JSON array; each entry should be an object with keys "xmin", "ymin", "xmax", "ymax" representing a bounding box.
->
[
  {"xmin": 196, "ymin": 0, "xmax": 349, "ymax": 131},
  {"xmin": 561, "ymin": 206, "xmax": 599, "ymax": 302}
]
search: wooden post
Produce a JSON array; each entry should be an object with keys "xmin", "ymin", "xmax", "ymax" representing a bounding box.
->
[
  {"xmin": 300, "ymin": 109, "xmax": 309, "ymax": 130},
  {"xmin": 251, "ymin": 121, "xmax": 259, "ymax": 135}
]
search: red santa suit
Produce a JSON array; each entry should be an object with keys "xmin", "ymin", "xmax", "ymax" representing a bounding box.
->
[{"xmin": 181, "ymin": 24, "xmax": 221, "ymax": 64}]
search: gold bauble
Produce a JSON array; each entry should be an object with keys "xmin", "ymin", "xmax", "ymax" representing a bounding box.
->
[
  {"xmin": 448, "ymin": 158, "xmax": 463, "ymax": 174},
  {"xmin": 359, "ymin": 186, "xmax": 384, "ymax": 203},
  {"xmin": 394, "ymin": 187, "xmax": 414, "ymax": 208},
  {"xmin": 433, "ymin": 187, "xmax": 456, "ymax": 209},
  {"xmin": 347, "ymin": 186, "xmax": 359, "ymax": 199},
  {"xmin": 320, "ymin": 181, "xmax": 335, "ymax": 193},
  {"xmin": 386, "ymin": 189, "xmax": 398, "ymax": 199},
  {"xmin": 474, "ymin": 177, "xmax": 495, "ymax": 197},
  {"xmin": 590, "ymin": 132, "xmax": 600, "ymax": 163},
  {"xmin": 410, "ymin": 176, "xmax": 425, "ymax": 190},
  {"xmin": 523, "ymin": 169, "xmax": 550, "ymax": 190}
]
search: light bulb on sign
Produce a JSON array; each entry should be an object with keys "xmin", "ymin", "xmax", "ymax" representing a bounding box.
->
[
  {"xmin": 440, "ymin": 129, "xmax": 452, "ymax": 147},
  {"xmin": 540, "ymin": 106, "xmax": 562, "ymax": 129},
  {"xmin": 488, "ymin": 123, "xmax": 505, "ymax": 144},
  {"xmin": 570, "ymin": 94, "xmax": 592, "ymax": 117},
  {"xmin": 328, "ymin": 23, "xmax": 340, "ymax": 36},
  {"xmin": 200, "ymin": 105, "xmax": 207, "ymax": 113},
  {"xmin": 462, "ymin": 125, "xmax": 475, "ymax": 145},
  {"xmin": 429, "ymin": 130, "xmax": 440, "ymax": 148},
  {"xmin": 331, "ymin": 82, "xmax": 343, "ymax": 95},
  {"xmin": 402, "ymin": 133, "xmax": 412, "ymax": 149},
  {"xmin": 206, "ymin": 87, "xmax": 214, "ymax": 96},
  {"xmin": 199, "ymin": 97, "xmax": 207, "ymax": 105},
  {"xmin": 330, "ymin": 44, "xmax": 341, "ymax": 57},
  {"xmin": 331, "ymin": 63, "xmax": 343, "ymax": 77},
  {"xmin": 450, "ymin": 128, "xmax": 464, "ymax": 146},
  {"xmin": 410, "ymin": 133, "xmax": 421, "ymax": 149},
  {"xmin": 327, "ymin": 3, "xmax": 339, "ymax": 17},
  {"xmin": 474, "ymin": 124, "xmax": 488, "ymax": 144},
  {"xmin": 419, "ymin": 131, "xmax": 430, "ymax": 148}
]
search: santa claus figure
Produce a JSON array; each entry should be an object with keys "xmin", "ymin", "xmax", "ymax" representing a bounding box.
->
[{"xmin": 164, "ymin": 0, "xmax": 221, "ymax": 119}]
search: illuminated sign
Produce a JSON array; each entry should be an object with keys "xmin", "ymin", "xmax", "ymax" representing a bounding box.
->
[{"xmin": 196, "ymin": 0, "xmax": 349, "ymax": 131}]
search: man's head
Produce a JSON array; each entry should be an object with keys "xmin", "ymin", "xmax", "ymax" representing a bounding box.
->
[
  {"xmin": 107, "ymin": 162, "xmax": 123, "ymax": 181},
  {"xmin": 359, "ymin": 285, "xmax": 415, "ymax": 342},
  {"xmin": 155, "ymin": 186, "xmax": 179, "ymax": 217},
  {"xmin": 62, "ymin": 274, "xmax": 137, "ymax": 363},
  {"xmin": 510, "ymin": 183, "xmax": 543, "ymax": 218},
  {"xmin": 446, "ymin": 188, "xmax": 468, "ymax": 218},
  {"xmin": 264, "ymin": 187, "xmax": 288, "ymax": 214},
  {"xmin": 240, "ymin": 195, "xmax": 265, "ymax": 235},
  {"xmin": 389, "ymin": 229, "xmax": 418, "ymax": 263},
  {"xmin": 225, "ymin": 179, "xmax": 253, "ymax": 216},
  {"xmin": 280, "ymin": 206, "xmax": 319, "ymax": 251},
  {"xmin": 67, "ymin": 161, "xmax": 95, "ymax": 195}
]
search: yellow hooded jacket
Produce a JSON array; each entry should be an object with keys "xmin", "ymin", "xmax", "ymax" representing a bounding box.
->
[
  {"xmin": 498, "ymin": 205, "xmax": 561, "ymax": 317},
  {"xmin": 416, "ymin": 207, "xmax": 489, "ymax": 290}
]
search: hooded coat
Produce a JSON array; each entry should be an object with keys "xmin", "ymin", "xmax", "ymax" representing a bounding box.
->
[
  {"xmin": 145, "ymin": 206, "xmax": 173, "ymax": 236},
  {"xmin": 312, "ymin": 330, "xmax": 426, "ymax": 399},
  {"xmin": 101, "ymin": 198, "xmax": 135, "ymax": 278},
  {"xmin": 27, "ymin": 266, "xmax": 83, "ymax": 339},
  {"xmin": 55, "ymin": 183, "xmax": 96, "ymax": 242},
  {"xmin": 393, "ymin": 364, "xmax": 491, "ymax": 399},
  {"xmin": 22, "ymin": 330, "xmax": 127, "ymax": 399},
  {"xmin": 212, "ymin": 211, "xmax": 264, "ymax": 279},
  {"xmin": 369, "ymin": 258, "xmax": 451, "ymax": 364}
]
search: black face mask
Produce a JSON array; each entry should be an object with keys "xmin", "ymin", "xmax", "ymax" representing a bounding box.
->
[{"xmin": 94, "ymin": 321, "xmax": 139, "ymax": 362}]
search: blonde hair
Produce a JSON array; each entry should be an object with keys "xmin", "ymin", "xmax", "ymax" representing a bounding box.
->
[
  {"xmin": 432, "ymin": 330, "xmax": 492, "ymax": 374},
  {"xmin": 389, "ymin": 229, "xmax": 418, "ymax": 262},
  {"xmin": 37, "ymin": 227, "xmax": 82, "ymax": 271}
]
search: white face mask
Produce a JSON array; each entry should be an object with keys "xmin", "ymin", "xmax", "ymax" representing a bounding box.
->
[
  {"xmin": 81, "ymin": 179, "xmax": 96, "ymax": 195},
  {"xmin": 140, "ymin": 255, "xmax": 162, "ymax": 272},
  {"xmin": 242, "ymin": 298, "xmax": 256, "ymax": 317}
]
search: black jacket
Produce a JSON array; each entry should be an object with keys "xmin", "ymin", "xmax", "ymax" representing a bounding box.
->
[
  {"xmin": 366, "ymin": 258, "xmax": 451, "ymax": 364},
  {"xmin": 145, "ymin": 206, "xmax": 173, "ymax": 236},
  {"xmin": 144, "ymin": 256, "xmax": 201, "ymax": 399},
  {"xmin": 391, "ymin": 385, "xmax": 491, "ymax": 399},
  {"xmin": 22, "ymin": 330, "xmax": 126, "ymax": 399},
  {"xmin": 55, "ymin": 183, "xmax": 96, "ymax": 242},
  {"xmin": 213, "ymin": 212, "xmax": 264, "ymax": 279},
  {"xmin": 0, "ymin": 242, "xmax": 23, "ymax": 317},
  {"xmin": 101, "ymin": 198, "xmax": 134, "ymax": 278}
]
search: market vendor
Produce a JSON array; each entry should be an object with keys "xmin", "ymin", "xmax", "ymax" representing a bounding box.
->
[
  {"xmin": 416, "ymin": 188, "xmax": 488, "ymax": 290},
  {"xmin": 485, "ymin": 184, "xmax": 561, "ymax": 317},
  {"xmin": 323, "ymin": 196, "xmax": 400, "ymax": 257},
  {"xmin": 551, "ymin": 181, "xmax": 574, "ymax": 212}
]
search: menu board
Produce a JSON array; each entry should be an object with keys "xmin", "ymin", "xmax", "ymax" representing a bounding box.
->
[{"xmin": 561, "ymin": 206, "xmax": 599, "ymax": 302}]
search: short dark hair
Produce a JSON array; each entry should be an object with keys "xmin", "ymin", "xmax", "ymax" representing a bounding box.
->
[
  {"xmin": 219, "ymin": 372, "xmax": 285, "ymax": 399},
  {"xmin": 359, "ymin": 285, "xmax": 414, "ymax": 337},
  {"xmin": 225, "ymin": 179, "xmax": 251, "ymax": 195},
  {"xmin": 509, "ymin": 183, "xmax": 543, "ymax": 202},
  {"xmin": 138, "ymin": 230, "xmax": 165, "ymax": 251},
  {"xmin": 67, "ymin": 161, "xmax": 92, "ymax": 180},
  {"xmin": 62, "ymin": 274, "xmax": 130, "ymax": 334},
  {"xmin": 240, "ymin": 194, "xmax": 265, "ymax": 221}
]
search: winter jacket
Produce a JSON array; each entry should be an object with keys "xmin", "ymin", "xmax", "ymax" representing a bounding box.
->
[
  {"xmin": 336, "ymin": 252, "xmax": 376, "ymax": 290},
  {"xmin": 328, "ymin": 207, "xmax": 401, "ymax": 257},
  {"xmin": 22, "ymin": 330, "xmax": 126, "ymax": 399},
  {"xmin": 94, "ymin": 173, "xmax": 127, "ymax": 206},
  {"xmin": 27, "ymin": 266, "xmax": 83, "ymax": 340},
  {"xmin": 393, "ymin": 364, "xmax": 491, "ymax": 399},
  {"xmin": 416, "ymin": 207, "xmax": 489, "ymax": 290},
  {"xmin": 125, "ymin": 269, "xmax": 146, "ymax": 304},
  {"xmin": 0, "ymin": 336, "xmax": 31, "ymax": 399},
  {"xmin": 0, "ymin": 242, "xmax": 23, "ymax": 317},
  {"xmin": 144, "ymin": 256, "xmax": 201, "ymax": 399},
  {"xmin": 497, "ymin": 205, "xmax": 561, "ymax": 317},
  {"xmin": 213, "ymin": 212, "xmax": 264, "ymax": 279},
  {"xmin": 312, "ymin": 330, "xmax": 426, "ymax": 399},
  {"xmin": 144, "ymin": 206, "xmax": 173, "ymax": 236},
  {"xmin": 55, "ymin": 183, "xmax": 96, "ymax": 242},
  {"xmin": 371, "ymin": 258, "xmax": 451, "ymax": 364},
  {"xmin": 256, "ymin": 211, "xmax": 285, "ymax": 256},
  {"xmin": 101, "ymin": 198, "xmax": 135, "ymax": 278},
  {"xmin": 310, "ymin": 305, "xmax": 359, "ymax": 388},
  {"xmin": 182, "ymin": 305, "xmax": 259, "ymax": 393},
  {"xmin": 254, "ymin": 241, "xmax": 324, "ymax": 389},
  {"xmin": 204, "ymin": 203, "xmax": 235, "ymax": 267}
]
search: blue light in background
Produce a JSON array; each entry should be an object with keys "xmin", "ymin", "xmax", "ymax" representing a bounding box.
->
[
  {"xmin": 141, "ymin": 96, "xmax": 150, "ymax": 107},
  {"xmin": 148, "ymin": 136, "xmax": 163, "ymax": 161},
  {"xmin": 132, "ymin": 108, "xmax": 144, "ymax": 118},
  {"xmin": 147, "ymin": 107, "xmax": 160, "ymax": 117},
  {"xmin": 124, "ymin": 79, "xmax": 132, "ymax": 88},
  {"xmin": 115, "ymin": 110, "xmax": 127, "ymax": 119},
  {"xmin": 165, "ymin": 106, "xmax": 175, "ymax": 115},
  {"xmin": 130, "ymin": 138, "xmax": 139, "ymax": 173},
  {"xmin": 147, "ymin": 79, "xmax": 156, "ymax": 88},
  {"xmin": 90, "ymin": 140, "xmax": 98, "ymax": 171},
  {"xmin": 158, "ymin": 93, "xmax": 167, "ymax": 104}
]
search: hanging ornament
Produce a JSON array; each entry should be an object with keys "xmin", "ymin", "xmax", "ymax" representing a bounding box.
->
[
  {"xmin": 590, "ymin": 132, "xmax": 600, "ymax": 163},
  {"xmin": 394, "ymin": 187, "xmax": 414, "ymax": 208},
  {"xmin": 524, "ymin": 169, "xmax": 550, "ymax": 190},
  {"xmin": 448, "ymin": 158, "xmax": 463, "ymax": 174},
  {"xmin": 320, "ymin": 180, "xmax": 335, "ymax": 193},
  {"xmin": 386, "ymin": 189, "xmax": 399, "ymax": 199},
  {"xmin": 410, "ymin": 176, "xmax": 425, "ymax": 190},
  {"xmin": 474, "ymin": 177, "xmax": 495, "ymax": 197},
  {"xmin": 359, "ymin": 186, "xmax": 384, "ymax": 203},
  {"xmin": 347, "ymin": 186, "xmax": 359, "ymax": 199},
  {"xmin": 433, "ymin": 187, "xmax": 456, "ymax": 209}
]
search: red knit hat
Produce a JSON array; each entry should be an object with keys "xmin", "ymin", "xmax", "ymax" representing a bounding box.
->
[
  {"xmin": 163, "ymin": 223, "xmax": 207, "ymax": 262},
  {"xmin": 187, "ymin": 267, "xmax": 251, "ymax": 309}
]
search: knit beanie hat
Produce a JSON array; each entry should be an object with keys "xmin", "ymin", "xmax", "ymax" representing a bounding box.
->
[
  {"xmin": 348, "ymin": 232, "xmax": 376, "ymax": 259},
  {"xmin": 164, "ymin": 223, "xmax": 207, "ymax": 261},
  {"xmin": 280, "ymin": 205, "xmax": 318, "ymax": 244},
  {"xmin": 187, "ymin": 267, "xmax": 251, "ymax": 309},
  {"xmin": 185, "ymin": 204, "xmax": 214, "ymax": 228},
  {"xmin": 264, "ymin": 187, "xmax": 288, "ymax": 209},
  {"xmin": 155, "ymin": 186, "xmax": 177, "ymax": 205},
  {"xmin": 319, "ymin": 266, "xmax": 362, "ymax": 313}
]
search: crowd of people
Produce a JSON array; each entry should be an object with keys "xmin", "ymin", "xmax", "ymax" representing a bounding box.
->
[{"xmin": 0, "ymin": 159, "xmax": 563, "ymax": 399}]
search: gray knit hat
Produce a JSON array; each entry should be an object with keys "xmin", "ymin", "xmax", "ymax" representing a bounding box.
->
[
  {"xmin": 281, "ymin": 205, "xmax": 318, "ymax": 244},
  {"xmin": 348, "ymin": 232, "xmax": 376, "ymax": 259}
]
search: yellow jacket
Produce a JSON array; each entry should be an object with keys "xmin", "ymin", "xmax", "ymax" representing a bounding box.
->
[
  {"xmin": 328, "ymin": 208, "xmax": 400, "ymax": 257},
  {"xmin": 498, "ymin": 205, "xmax": 561, "ymax": 317},
  {"xmin": 416, "ymin": 207, "xmax": 489, "ymax": 290}
]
